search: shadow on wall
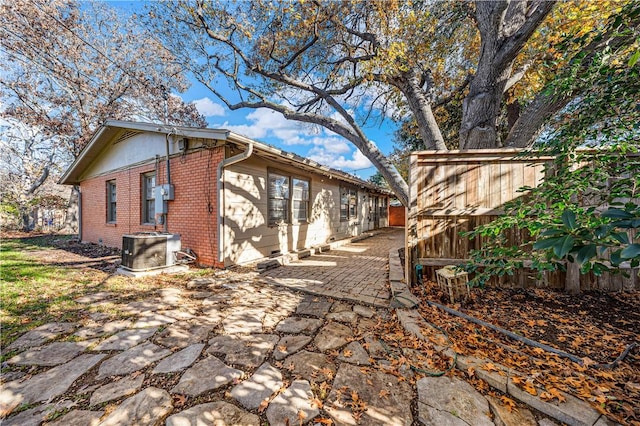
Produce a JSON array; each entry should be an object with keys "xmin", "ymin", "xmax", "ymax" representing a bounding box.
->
[
  {"xmin": 410, "ymin": 151, "xmax": 639, "ymax": 292},
  {"xmin": 310, "ymin": 188, "xmax": 336, "ymax": 239},
  {"xmin": 223, "ymin": 176, "xmax": 340, "ymax": 265},
  {"xmin": 223, "ymin": 175, "xmax": 266, "ymax": 265}
]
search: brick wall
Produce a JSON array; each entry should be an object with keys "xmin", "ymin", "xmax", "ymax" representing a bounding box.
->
[{"xmin": 80, "ymin": 147, "xmax": 224, "ymax": 267}]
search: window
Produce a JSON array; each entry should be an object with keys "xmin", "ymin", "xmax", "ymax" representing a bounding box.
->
[
  {"xmin": 340, "ymin": 186, "xmax": 358, "ymax": 221},
  {"xmin": 268, "ymin": 171, "xmax": 310, "ymax": 225},
  {"xmin": 106, "ymin": 180, "xmax": 116, "ymax": 223},
  {"xmin": 268, "ymin": 172, "xmax": 289, "ymax": 225},
  {"xmin": 142, "ymin": 172, "xmax": 156, "ymax": 224},
  {"xmin": 349, "ymin": 189, "xmax": 357, "ymax": 218},
  {"xmin": 292, "ymin": 178, "xmax": 309, "ymax": 222},
  {"xmin": 379, "ymin": 197, "xmax": 388, "ymax": 218}
]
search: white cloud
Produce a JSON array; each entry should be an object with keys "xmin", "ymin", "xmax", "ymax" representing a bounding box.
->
[
  {"xmin": 218, "ymin": 108, "xmax": 318, "ymax": 144},
  {"xmin": 216, "ymin": 107, "xmax": 373, "ymax": 172},
  {"xmin": 192, "ymin": 97, "xmax": 225, "ymax": 117},
  {"xmin": 308, "ymin": 146, "xmax": 373, "ymax": 171}
]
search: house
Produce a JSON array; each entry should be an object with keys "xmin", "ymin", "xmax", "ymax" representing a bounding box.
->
[{"xmin": 60, "ymin": 120, "xmax": 391, "ymax": 268}]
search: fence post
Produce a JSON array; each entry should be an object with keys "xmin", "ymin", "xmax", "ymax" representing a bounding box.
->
[{"xmin": 565, "ymin": 262, "xmax": 581, "ymax": 294}]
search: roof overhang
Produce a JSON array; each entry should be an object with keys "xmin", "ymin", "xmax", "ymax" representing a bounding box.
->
[
  {"xmin": 59, "ymin": 120, "xmax": 391, "ymax": 195},
  {"xmin": 225, "ymin": 132, "xmax": 390, "ymax": 193},
  {"xmin": 59, "ymin": 120, "xmax": 230, "ymax": 185}
]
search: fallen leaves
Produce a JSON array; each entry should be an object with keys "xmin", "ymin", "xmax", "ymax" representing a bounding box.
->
[
  {"xmin": 172, "ymin": 394, "xmax": 187, "ymax": 408},
  {"xmin": 500, "ymin": 395, "xmax": 517, "ymax": 412},
  {"xmin": 416, "ymin": 281, "xmax": 640, "ymax": 423},
  {"xmin": 296, "ymin": 410, "xmax": 307, "ymax": 424},
  {"xmin": 334, "ymin": 387, "xmax": 369, "ymax": 422},
  {"xmin": 481, "ymin": 363, "xmax": 499, "ymax": 373},
  {"xmin": 540, "ymin": 387, "xmax": 566, "ymax": 403}
]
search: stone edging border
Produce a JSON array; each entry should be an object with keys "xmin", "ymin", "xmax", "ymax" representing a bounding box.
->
[{"xmin": 388, "ymin": 247, "xmax": 615, "ymax": 426}]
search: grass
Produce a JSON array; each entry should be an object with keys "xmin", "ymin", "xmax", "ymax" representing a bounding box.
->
[
  {"xmin": 1, "ymin": 238, "xmax": 93, "ymax": 350},
  {"xmin": 0, "ymin": 235, "xmax": 192, "ymax": 354}
]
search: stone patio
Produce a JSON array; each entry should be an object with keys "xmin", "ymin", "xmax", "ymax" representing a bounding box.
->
[{"xmin": 0, "ymin": 228, "xmax": 612, "ymax": 425}]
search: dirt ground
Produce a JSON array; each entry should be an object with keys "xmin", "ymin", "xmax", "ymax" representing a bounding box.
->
[{"xmin": 3, "ymin": 233, "xmax": 121, "ymax": 270}]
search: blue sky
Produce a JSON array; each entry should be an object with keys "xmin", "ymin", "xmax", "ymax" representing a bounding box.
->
[{"xmin": 107, "ymin": 1, "xmax": 397, "ymax": 180}]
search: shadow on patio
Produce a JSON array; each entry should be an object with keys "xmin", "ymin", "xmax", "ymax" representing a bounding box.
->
[{"xmin": 259, "ymin": 227, "xmax": 405, "ymax": 307}]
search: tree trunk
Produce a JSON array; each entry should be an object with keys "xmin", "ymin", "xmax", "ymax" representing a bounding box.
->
[
  {"xmin": 459, "ymin": 0, "xmax": 555, "ymax": 149},
  {"xmin": 459, "ymin": 1, "xmax": 512, "ymax": 149},
  {"xmin": 21, "ymin": 210, "xmax": 32, "ymax": 232},
  {"xmin": 504, "ymin": 92, "xmax": 571, "ymax": 147},
  {"xmin": 61, "ymin": 185, "xmax": 79, "ymax": 234}
]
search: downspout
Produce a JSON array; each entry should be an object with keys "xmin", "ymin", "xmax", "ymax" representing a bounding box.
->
[
  {"xmin": 77, "ymin": 187, "xmax": 82, "ymax": 242},
  {"xmin": 217, "ymin": 143, "xmax": 254, "ymax": 265},
  {"xmin": 164, "ymin": 132, "xmax": 174, "ymax": 233}
]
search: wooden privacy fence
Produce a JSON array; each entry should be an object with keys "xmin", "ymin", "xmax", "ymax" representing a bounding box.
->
[{"xmin": 408, "ymin": 149, "xmax": 639, "ymax": 292}]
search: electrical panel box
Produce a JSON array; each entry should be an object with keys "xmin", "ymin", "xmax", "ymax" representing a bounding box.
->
[
  {"xmin": 155, "ymin": 184, "xmax": 174, "ymax": 201},
  {"xmin": 121, "ymin": 233, "xmax": 181, "ymax": 271},
  {"xmin": 155, "ymin": 189, "xmax": 166, "ymax": 215},
  {"xmin": 154, "ymin": 184, "xmax": 174, "ymax": 215}
]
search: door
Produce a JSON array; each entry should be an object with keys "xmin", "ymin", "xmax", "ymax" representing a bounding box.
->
[{"xmin": 372, "ymin": 196, "xmax": 380, "ymax": 229}]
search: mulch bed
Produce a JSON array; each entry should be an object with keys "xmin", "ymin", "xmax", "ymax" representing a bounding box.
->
[
  {"xmin": 412, "ymin": 280, "xmax": 640, "ymax": 425},
  {"xmin": 2, "ymin": 232, "xmax": 121, "ymax": 272}
]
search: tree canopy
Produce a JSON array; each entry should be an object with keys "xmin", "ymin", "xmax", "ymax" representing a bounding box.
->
[
  {"xmin": 463, "ymin": 1, "xmax": 640, "ymax": 287},
  {"xmin": 152, "ymin": 0, "xmax": 637, "ymax": 205},
  {"xmin": 0, "ymin": 0, "xmax": 206, "ymax": 230}
]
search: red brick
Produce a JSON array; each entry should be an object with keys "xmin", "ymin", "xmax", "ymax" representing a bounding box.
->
[{"xmin": 80, "ymin": 147, "xmax": 224, "ymax": 267}]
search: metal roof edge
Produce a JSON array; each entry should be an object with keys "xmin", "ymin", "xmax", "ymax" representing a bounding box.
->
[{"xmin": 225, "ymin": 131, "xmax": 390, "ymax": 194}]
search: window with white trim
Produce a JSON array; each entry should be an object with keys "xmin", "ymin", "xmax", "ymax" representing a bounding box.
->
[
  {"xmin": 106, "ymin": 180, "xmax": 116, "ymax": 223},
  {"xmin": 292, "ymin": 178, "xmax": 309, "ymax": 222},
  {"xmin": 142, "ymin": 172, "xmax": 156, "ymax": 224},
  {"xmin": 340, "ymin": 186, "xmax": 358, "ymax": 221}
]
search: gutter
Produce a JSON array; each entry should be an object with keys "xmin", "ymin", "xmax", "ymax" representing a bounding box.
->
[
  {"xmin": 216, "ymin": 143, "xmax": 254, "ymax": 264},
  {"xmin": 78, "ymin": 189, "xmax": 82, "ymax": 242}
]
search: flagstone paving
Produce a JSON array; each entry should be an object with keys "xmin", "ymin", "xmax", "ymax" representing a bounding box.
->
[
  {"xmin": 0, "ymin": 270, "xmax": 488, "ymax": 425},
  {"xmin": 1, "ymin": 229, "xmax": 593, "ymax": 425}
]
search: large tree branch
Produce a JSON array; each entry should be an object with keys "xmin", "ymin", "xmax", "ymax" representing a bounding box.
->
[
  {"xmin": 505, "ymin": 8, "xmax": 640, "ymax": 147},
  {"xmin": 389, "ymin": 68, "xmax": 447, "ymax": 150},
  {"xmin": 433, "ymin": 73, "xmax": 473, "ymax": 108},
  {"xmin": 503, "ymin": 61, "xmax": 532, "ymax": 93},
  {"xmin": 27, "ymin": 164, "xmax": 50, "ymax": 195},
  {"xmin": 495, "ymin": 1, "xmax": 556, "ymax": 67},
  {"xmin": 211, "ymin": 86, "xmax": 409, "ymax": 205},
  {"xmin": 504, "ymin": 91, "xmax": 571, "ymax": 148}
]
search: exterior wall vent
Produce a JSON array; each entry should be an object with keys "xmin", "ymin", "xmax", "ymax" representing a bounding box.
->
[{"xmin": 114, "ymin": 130, "xmax": 142, "ymax": 144}]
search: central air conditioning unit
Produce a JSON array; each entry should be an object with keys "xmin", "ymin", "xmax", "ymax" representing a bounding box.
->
[{"xmin": 121, "ymin": 233, "xmax": 181, "ymax": 272}]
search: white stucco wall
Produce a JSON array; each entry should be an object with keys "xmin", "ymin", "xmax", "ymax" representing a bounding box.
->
[{"xmin": 222, "ymin": 155, "xmax": 388, "ymax": 266}]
